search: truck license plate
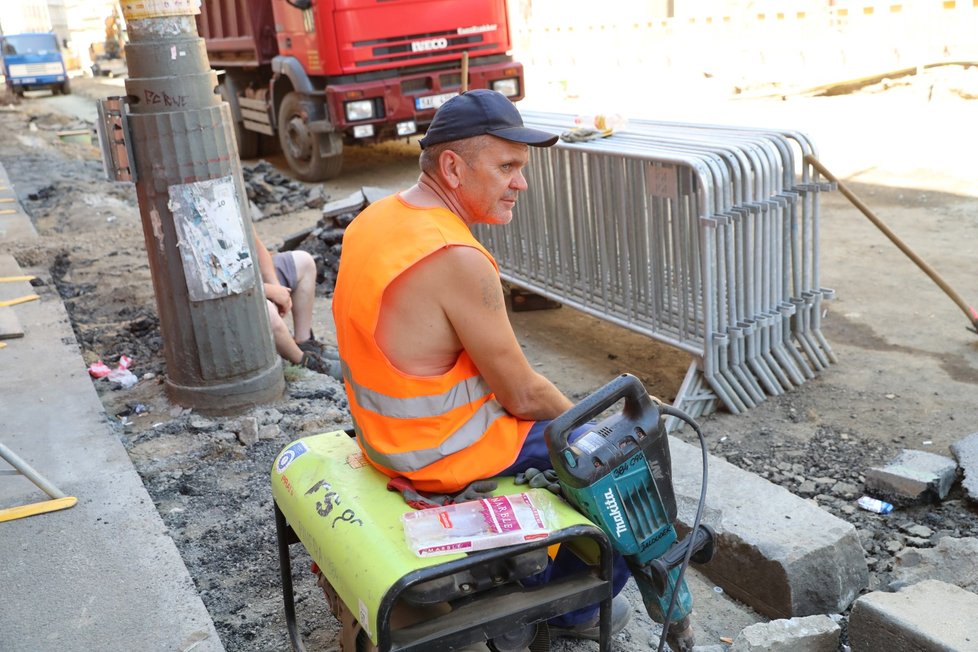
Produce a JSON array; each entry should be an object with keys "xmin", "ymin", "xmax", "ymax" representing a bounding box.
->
[{"xmin": 415, "ymin": 92, "xmax": 457, "ymax": 111}]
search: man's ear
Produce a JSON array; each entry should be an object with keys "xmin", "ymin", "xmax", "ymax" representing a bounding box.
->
[{"xmin": 439, "ymin": 150, "xmax": 466, "ymax": 189}]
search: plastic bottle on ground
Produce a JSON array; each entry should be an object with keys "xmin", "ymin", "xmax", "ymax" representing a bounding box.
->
[{"xmin": 857, "ymin": 496, "xmax": 894, "ymax": 514}]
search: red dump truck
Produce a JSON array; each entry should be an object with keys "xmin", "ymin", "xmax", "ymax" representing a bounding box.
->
[{"xmin": 197, "ymin": 0, "xmax": 526, "ymax": 181}]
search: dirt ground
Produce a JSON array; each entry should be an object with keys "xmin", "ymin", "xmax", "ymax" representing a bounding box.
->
[{"xmin": 2, "ymin": 67, "xmax": 977, "ymax": 650}]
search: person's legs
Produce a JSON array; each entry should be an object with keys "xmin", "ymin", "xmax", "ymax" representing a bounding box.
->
[
  {"xmin": 287, "ymin": 250, "xmax": 317, "ymax": 343},
  {"xmin": 523, "ymin": 548, "xmax": 632, "ymax": 630},
  {"xmin": 500, "ymin": 420, "xmax": 632, "ymax": 630},
  {"xmin": 267, "ymin": 299, "xmax": 304, "ymax": 364},
  {"xmin": 498, "ymin": 419, "xmax": 590, "ymax": 476},
  {"xmin": 274, "ymin": 250, "xmax": 336, "ymax": 358}
]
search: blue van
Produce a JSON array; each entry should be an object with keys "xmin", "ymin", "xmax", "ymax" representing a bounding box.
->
[{"xmin": 1, "ymin": 33, "xmax": 70, "ymax": 96}]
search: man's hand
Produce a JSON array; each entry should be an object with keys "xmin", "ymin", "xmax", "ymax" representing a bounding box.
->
[{"xmin": 264, "ymin": 283, "xmax": 292, "ymax": 317}]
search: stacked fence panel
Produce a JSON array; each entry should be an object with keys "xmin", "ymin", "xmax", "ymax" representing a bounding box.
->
[{"xmin": 474, "ymin": 112, "xmax": 836, "ymax": 427}]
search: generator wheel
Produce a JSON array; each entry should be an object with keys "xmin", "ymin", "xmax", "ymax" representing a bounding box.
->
[
  {"xmin": 488, "ymin": 621, "xmax": 550, "ymax": 652},
  {"xmin": 355, "ymin": 628, "xmax": 372, "ymax": 652},
  {"xmin": 278, "ymin": 91, "xmax": 343, "ymax": 182}
]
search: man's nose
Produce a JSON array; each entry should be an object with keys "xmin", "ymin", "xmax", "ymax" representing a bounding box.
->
[{"xmin": 511, "ymin": 170, "xmax": 528, "ymax": 191}]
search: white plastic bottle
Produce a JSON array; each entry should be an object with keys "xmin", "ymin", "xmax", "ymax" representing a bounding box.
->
[{"xmin": 857, "ymin": 496, "xmax": 894, "ymax": 514}]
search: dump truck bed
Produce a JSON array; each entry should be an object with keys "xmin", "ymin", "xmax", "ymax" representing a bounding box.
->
[{"xmin": 197, "ymin": 0, "xmax": 278, "ymax": 67}]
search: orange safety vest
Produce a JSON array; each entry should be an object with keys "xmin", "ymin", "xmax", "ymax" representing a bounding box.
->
[{"xmin": 332, "ymin": 194, "xmax": 532, "ymax": 493}]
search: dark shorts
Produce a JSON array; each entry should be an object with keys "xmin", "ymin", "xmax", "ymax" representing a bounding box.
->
[
  {"xmin": 272, "ymin": 252, "xmax": 297, "ymax": 290},
  {"xmin": 500, "ymin": 419, "xmax": 632, "ymax": 626},
  {"xmin": 499, "ymin": 419, "xmax": 591, "ymax": 476}
]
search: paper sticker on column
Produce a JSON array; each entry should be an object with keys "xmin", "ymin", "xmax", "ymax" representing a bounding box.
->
[
  {"xmin": 276, "ymin": 441, "xmax": 309, "ymax": 475},
  {"xmin": 121, "ymin": 0, "xmax": 201, "ymax": 20},
  {"xmin": 169, "ymin": 175, "xmax": 254, "ymax": 301},
  {"xmin": 646, "ymin": 162, "xmax": 678, "ymax": 201}
]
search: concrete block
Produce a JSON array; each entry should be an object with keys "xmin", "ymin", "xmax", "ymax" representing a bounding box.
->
[
  {"xmin": 362, "ymin": 185, "xmax": 392, "ymax": 205},
  {"xmin": 322, "ymin": 189, "xmax": 365, "ymax": 218},
  {"xmin": 848, "ymin": 579, "xmax": 978, "ymax": 652},
  {"xmin": 950, "ymin": 432, "xmax": 978, "ymax": 505},
  {"xmin": 236, "ymin": 416, "xmax": 259, "ymax": 446},
  {"xmin": 891, "ymin": 536, "xmax": 978, "ymax": 593},
  {"xmin": 669, "ymin": 437, "xmax": 869, "ymax": 619},
  {"xmin": 864, "ymin": 449, "xmax": 958, "ymax": 504},
  {"xmin": 729, "ymin": 615, "xmax": 840, "ymax": 652}
]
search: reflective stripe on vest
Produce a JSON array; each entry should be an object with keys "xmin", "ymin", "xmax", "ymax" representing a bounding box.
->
[
  {"xmin": 341, "ymin": 360, "xmax": 492, "ymax": 419},
  {"xmin": 343, "ymin": 359, "xmax": 505, "ymax": 473}
]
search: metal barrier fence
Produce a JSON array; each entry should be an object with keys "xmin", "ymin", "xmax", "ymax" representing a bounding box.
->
[{"xmin": 474, "ymin": 112, "xmax": 837, "ymax": 427}]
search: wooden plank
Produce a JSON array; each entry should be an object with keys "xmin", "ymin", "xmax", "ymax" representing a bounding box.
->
[
  {"xmin": 238, "ymin": 96, "xmax": 267, "ymax": 111},
  {"xmin": 0, "ymin": 254, "xmax": 31, "ymax": 302},
  {"xmin": 0, "ymin": 294, "xmax": 39, "ymax": 308},
  {"xmin": 240, "ymin": 107, "xmax": 271, "ymax": 124},
  {"xmin": 242, "ymin": 119, "xmax": 274, "ymax": 136}
]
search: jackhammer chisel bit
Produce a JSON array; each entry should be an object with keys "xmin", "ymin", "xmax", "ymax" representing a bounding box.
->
[{"xmin": 545, "ymin": 373, "xmax": 715, "ymax": 651}]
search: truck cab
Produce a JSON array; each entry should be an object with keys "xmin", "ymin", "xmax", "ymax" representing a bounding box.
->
[
  {"xmin": 1, "ymin": 33, "xmax": 71, "ymax": 97},
  {"xmin": 199, "ymin": 0, "xmax": 525, "ymax": 181}
]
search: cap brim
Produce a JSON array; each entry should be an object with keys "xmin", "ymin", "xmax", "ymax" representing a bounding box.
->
[{"xmin": 488, "ymin": 126, "xmax": 559, "ymax": 147}]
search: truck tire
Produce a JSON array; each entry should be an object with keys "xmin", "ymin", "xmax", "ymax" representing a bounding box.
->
[
  {"xmin": 278, "ymin": 91, "xmax": 343, "ymax": 182},
  {"xmin": 61, "ymin": 80, "xmax": 71, "ymax": 95}
]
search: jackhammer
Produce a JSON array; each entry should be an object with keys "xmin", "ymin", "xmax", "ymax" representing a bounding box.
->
[{"xmin": 546, "ymin": 373, "xmax": 715, "ymax": 651}]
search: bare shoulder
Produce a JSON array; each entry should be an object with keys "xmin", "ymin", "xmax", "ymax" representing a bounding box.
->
[
  {"xmin": 404, "ymin": 246, "xmax": 495, "ymax": 289},
  {"xmin": 430, "ymin": 246, "xmax": 503, "ymax": 308}
]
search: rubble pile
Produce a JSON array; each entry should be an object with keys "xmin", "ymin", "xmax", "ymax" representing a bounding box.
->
[
  {"xmin": 704, "ymin": 423, "xmax": 978, "ymax": 594},
  {"xmin": 277, "ymin": 188, "xmax": 389, "ymax": 297},
  {"xmin": 289, "ymin": 207, "xmax": 357, "ymax": 296},
  {"xmin": 241, "ymin": 159, "xmax": 328, "ymax": 219}
]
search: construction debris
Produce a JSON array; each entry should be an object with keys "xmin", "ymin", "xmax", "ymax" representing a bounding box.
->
[
  {"xmin": 241, "ymin": 160, "xmax": 329, "ymax": 220},
  {"xmin": 277, "ymin": 187, "xmax": 392, "ymax": 297},
  {"xmin": 864, "ymin": 449, "xmax": 959, "ymax": 505},
  {"xmin": 950, "ymin": 432, "xmax": 978, "ymax": 504},
  {"xmin": 848, "ymin": 580, "xmax": 978, "ymax": 651},
  {"xmin": 728, "ymin": 614, "xmax": 840, "ymax": 652}
]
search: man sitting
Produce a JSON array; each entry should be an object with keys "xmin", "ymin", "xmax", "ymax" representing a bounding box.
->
[
  {"xmin": 332, "ymin": 90, "xmax": 632, "ymax": 640},
  {"xmin": 255, "ymin": 231, "xmax": 340, "ymax": 379}
]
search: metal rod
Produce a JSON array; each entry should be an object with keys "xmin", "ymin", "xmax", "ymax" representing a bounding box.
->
[
  {"xmin": 806, "ymin": 155, "xmax": 978, "ymax": 333},
  {"xmin": 0, "ymin": 443, "xmax": 66, "ymax": 499}
]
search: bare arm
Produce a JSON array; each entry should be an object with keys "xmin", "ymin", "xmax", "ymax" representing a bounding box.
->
[
  {"xmin": 438, "ymin": 247, "xmax": 573, "ymax": 420},
  {"xmin": 253, "ymin": 230, "xmax": 292, "ymax": 316}
]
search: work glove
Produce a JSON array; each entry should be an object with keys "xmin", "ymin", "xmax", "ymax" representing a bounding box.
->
[
  {"xmin": 387, "ymin": 477, "xmax": 499, "ymax": 510},
  {"xmin": 559, "ymin": 126, "xmax": 614, "ymax": 143},
  {"xmin": 450, "ymin": 479, "xmax": 498, "ymax": 503},
  {"xmin": 387, "ymin": 477, "xmax": 444, "ymax": 510},
  {"xmin": 514, "ymin": 467, "xmax": 562, "ymax": 496}
]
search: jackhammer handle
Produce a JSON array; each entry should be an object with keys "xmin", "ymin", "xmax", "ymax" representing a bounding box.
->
[
  {"xmin": 546, "ymin": 373, "xmax": 651, "ymax": 450},
  {"xmin": 649, "ymin": 525, "xmax": 716, "ymax": 596}
]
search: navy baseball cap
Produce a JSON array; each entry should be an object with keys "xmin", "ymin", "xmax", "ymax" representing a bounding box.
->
[{"xmin": 419, "ymin": 89, "xmax": 558, "ymax": 150}]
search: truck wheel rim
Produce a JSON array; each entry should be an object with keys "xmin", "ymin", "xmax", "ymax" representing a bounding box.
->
[{"xmin": 285, "ymin": 116, "xmax": 313, "ymax": 161}]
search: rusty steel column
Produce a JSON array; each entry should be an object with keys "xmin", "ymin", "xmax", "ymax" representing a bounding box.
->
[{"xmin": 115, "ymin": 0, "xmax": 283, "ymax": 413}]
